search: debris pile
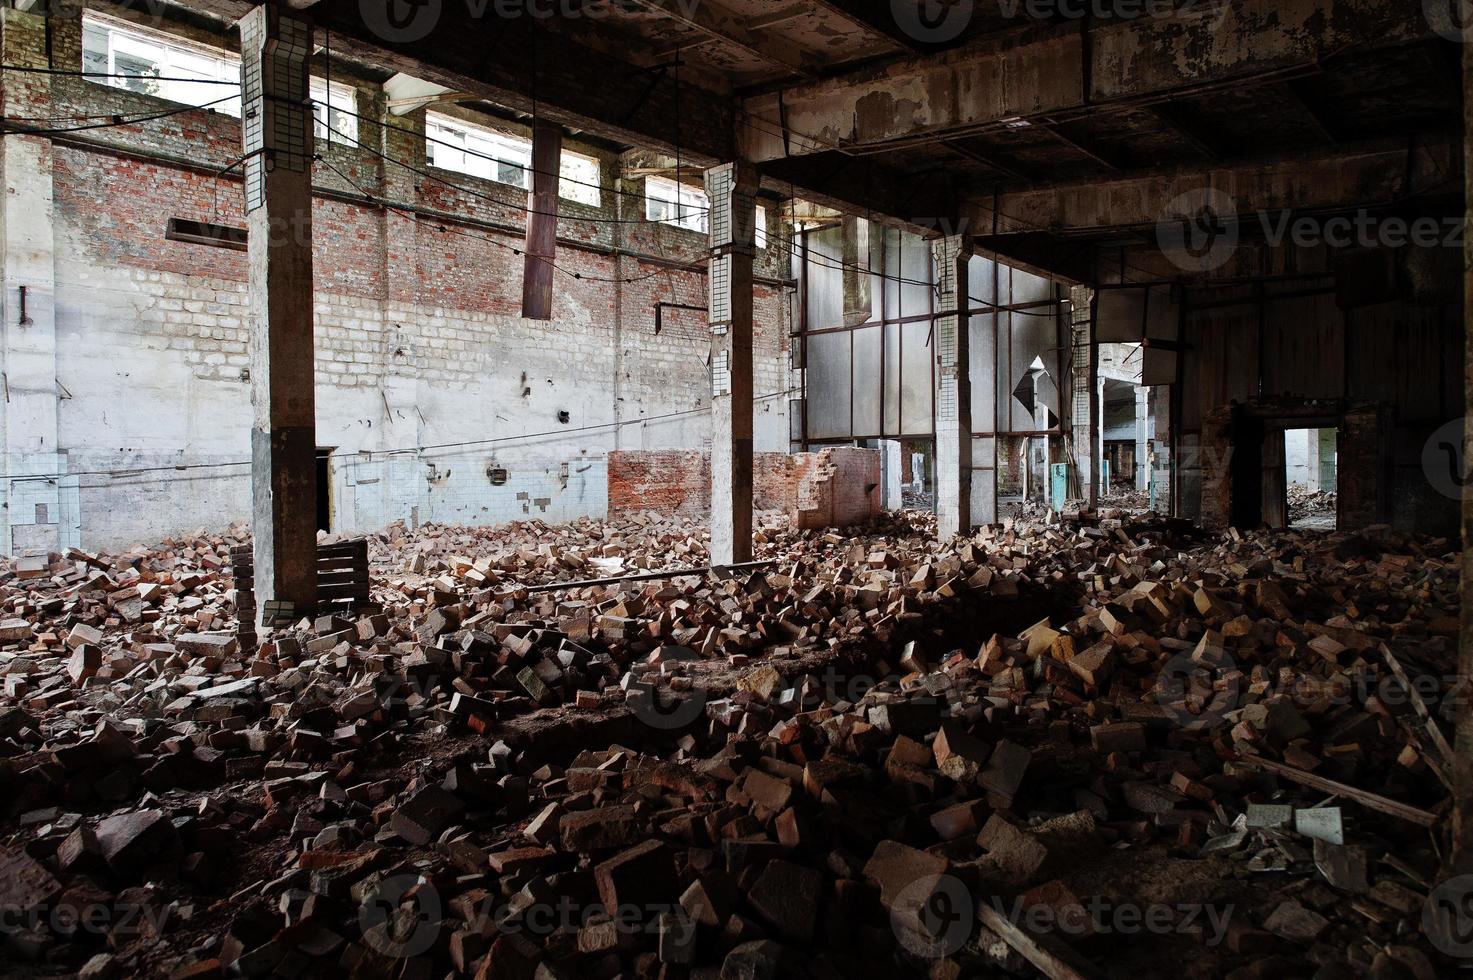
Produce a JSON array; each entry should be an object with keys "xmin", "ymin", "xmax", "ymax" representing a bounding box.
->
[
  {"xmin": 1099, "ymin": 487, "xmax": 1152, "ymax": 512},
  {"xmin": 0, "ymin": 512, "xmax": 1463, "ymax": 979},
  {"xmin": 1288, "ymin": 488, "xmax": 1338, "ymax": 528}
]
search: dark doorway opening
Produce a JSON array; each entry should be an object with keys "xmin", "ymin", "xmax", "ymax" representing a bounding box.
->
[
  {"xmin": 315, "ymin": 449, "xmax": 333, "ymax": 533},
  {"xmin": 1228, "ymin": 411, "xmax": 1266, "ymax": 530}
]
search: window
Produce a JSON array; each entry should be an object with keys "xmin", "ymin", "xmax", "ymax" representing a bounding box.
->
[
  {"xmin": 83, "ymin": 11, "xmax": 240, "ymax": 116},
  {"xmin": 645, "ymin": 175, "xmax": 708, "ymax": 234},
  {"xmin": 426, "ymin": 114, "xmax": 531, "ymax": 186},
  {"xmin": 82, "ymin": 11, "xmax": 356, "ymax": 144},
  {"xmin": 311, "ymin": 78, "xmax": 358, "ymax": 145},
  {"xmin": 559, "ymin": 152, "xmax": 602, "ymax": 207},
  {"xmin": 426, "ymin": 113, "xmax": 602, "ymax": 206},
  {"xmin": 645, "ymin": 176, "xmax": 769, "ymax": 248}
]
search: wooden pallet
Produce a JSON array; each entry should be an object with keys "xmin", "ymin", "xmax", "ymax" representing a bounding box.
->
[{"xmin": 230, "ymin": 538, "xmax": 371, "ymax": 649}]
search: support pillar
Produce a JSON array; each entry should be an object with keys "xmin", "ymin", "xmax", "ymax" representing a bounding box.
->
[
  {"xmin": 932, "ymin": 235, "xmax": 973, "ymax": 539},
  {"xmin": 706, "ymin": 162, "xmax": 757, "ymax": 565},
  {"xmin": 240, "ymin": 6, "xmax": 317, "ymax": 622},
  {"xmin": 522, "ymin": 121, "xmax": 561, "ymax": 320},
  {"xmin": 1095, "ymin": 376, "xmax": 1106, "ymax": 500},
  {"xmin": 1135, "ymin": 386, "xmax": 1151, "ymax": 490},
  {"xmin": 1453, "ymin": 35, "xmax": 1473, "ymax": 874},
  {"xmin": 0, "ymin": 9, "xmax": 73, "ymax": 556}
]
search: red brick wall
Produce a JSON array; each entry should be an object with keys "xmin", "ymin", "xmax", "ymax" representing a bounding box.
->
[
  {"xmin": 608, "ymin": 450, "xmax": 711, "ymax": 517},
  {"xmin": 608, "ymin": 449, "xmax": 881, "ymax": 529},
  {"xmin": 794, "ymin": 448, "xmax": 882, "ymax": 529}
]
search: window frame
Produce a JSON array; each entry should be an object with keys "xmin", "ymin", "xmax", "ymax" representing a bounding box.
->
[
  {"xmin": 644, "ymin": 175, "xmax": 769, "ymax": 248},
  {"xmin": 425, "ymin": 112, "xmax": 602, "ymax": 207},
  {"xmin": 81, "ymin": 10, "xmax": 358, "ymax": 145},
  {"xmin": 644, "ymin": 175, "xmax": 708, "ymax": 234},
  {"xmin": 82, "ymin": 11, "xmax": 240, "ymax": 117}
]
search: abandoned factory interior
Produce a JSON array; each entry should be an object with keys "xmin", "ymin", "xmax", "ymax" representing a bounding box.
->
[{"xmin": 3, "ymin": 0, "xmax": 1473, "ymax": 977}]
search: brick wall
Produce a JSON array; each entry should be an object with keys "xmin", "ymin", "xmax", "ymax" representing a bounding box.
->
[
  {"xmin": 607, "ymin": 448, "xmax": 880, "ymax": 529},
  {"xmin": 1199, "ymin": 398, "xmax": 1392, "ymax": 532},
  {"xmin": 0, "ymin": 7, "xmax": 797, "ymax": 551},
  {"xmin": 793, "ymin": 448, "xmax": 882, "ymax": 530}
]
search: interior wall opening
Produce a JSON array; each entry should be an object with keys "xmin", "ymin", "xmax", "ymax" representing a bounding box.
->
[{"xmin": 1284, "ymin": 427, "xmax": 1338, "ymax": 531}]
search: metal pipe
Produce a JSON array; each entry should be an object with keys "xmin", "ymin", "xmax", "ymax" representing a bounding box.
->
[{"xmin": 521, "ymin": 559, "xmax": 777, "ymax": 594}]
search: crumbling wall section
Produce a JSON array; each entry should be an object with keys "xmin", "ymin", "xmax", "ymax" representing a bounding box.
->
[{"xmin": 608, "ymin": 448, "xmax": 880, "ymax": 529}]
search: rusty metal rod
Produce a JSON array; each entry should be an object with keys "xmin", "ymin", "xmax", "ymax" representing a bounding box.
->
[{"xmin": 520, "ymin": 560, "xmax": 778, "ymax": 595}]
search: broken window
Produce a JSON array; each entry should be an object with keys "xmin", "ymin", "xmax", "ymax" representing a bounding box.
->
[
  {"xmin": 643, "ymin": 176, "xmax": 766, "ymax": 246},
  {"xmin": 83, "ymin": 11, "xmax": 240, "ymax": 115},
  {"xmin": 81, "ymin": 11, "xmax": 357, "ymax": 143},
  {"xmin": 426, "ymin": 113, "xmax": 602, "ymax": 207},
  {"xmin": 558, "ymin": 152, "xmax": 602, "ymax": 207},
  {"xmin": 644, "ymin": 175, "xmax": 708, "ymax": 234}
]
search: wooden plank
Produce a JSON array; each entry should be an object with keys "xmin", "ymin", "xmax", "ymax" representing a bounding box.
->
[
  {"xmin": 976, "ymin": 902, "xmax": 1105, "ymax": 980},
  {"xmin": 316, "ymin": 540, "xmax": 367, "ymax": 554},
  {"xmin": 1237, "ymin": 755, "xmax": 1439, "ymax": 827},
  {"xmin": 318, "ymin": 586, "xmax": 371, "ymax": 601},
  {"xmin": 1379, "ymin": 643, "xmax": 1455, "ymax": 791}
]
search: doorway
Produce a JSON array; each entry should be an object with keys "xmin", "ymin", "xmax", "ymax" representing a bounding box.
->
[{"xmin": 1284, "ymin": 428, "xmax": 1338, "ymax": 530}]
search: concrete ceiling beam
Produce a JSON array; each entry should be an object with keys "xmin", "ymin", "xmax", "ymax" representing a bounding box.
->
[
  {"xmin": 965, "ymin": 132, "xmax": 1459, "ymax": 237},
  {"xmin": 619, "ymin": 0, "xmax": 818, "ymax": 80},
  {"xmin": 738, "ymin": 0, "xmax": 1436, "ymax": 161}
]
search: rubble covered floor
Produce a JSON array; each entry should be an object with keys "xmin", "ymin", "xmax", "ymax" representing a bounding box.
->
[{"xmin": 0, "ymin": 511, "xmax": 1462, "ymax": 979}]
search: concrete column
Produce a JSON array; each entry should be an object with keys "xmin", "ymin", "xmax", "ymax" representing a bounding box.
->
[
  {"xmin": 1095, "ymin": 377, "xmax": 1106, "ymax": 497},
  {"xmin": 705, "ymin": 162, "xmax": 757, "ymax": 565},
  {"xmin": 880, "ymin": 440, "xmax": 903, "ymax": 510},
  {"xmin": 1456, "ymin": 32, "xmax": 1473, "ymax": 873},
  {"xmin": 240, "ymin": 6, "xmax": 317, "ymax": 622},
  {"xmin": 1068, "ymin": 285, "xmax": 1096, "ymax": 508},
  {"xmin": 521, "ymin": 121, "xmax": 561, "ymax": 320},
  {"xmin": 0, "ymin": 9, "xmax": 71, "ymax": 556},
  {"xmin": 931, "ymin": 235, "xmax": 973, "ymax": 538},
  {"xmin": 1317, "ymin": 427, "xmax": 1337, "ymax": 491},
  {"xmin": 1135, "ymin": 386, "xmax": 1150, "ymax": 490}
]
